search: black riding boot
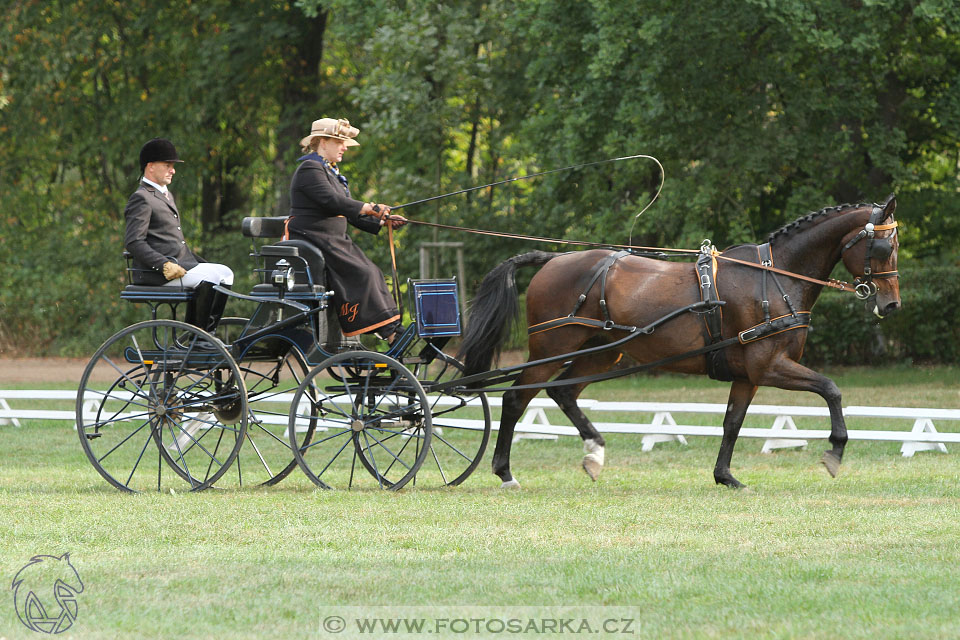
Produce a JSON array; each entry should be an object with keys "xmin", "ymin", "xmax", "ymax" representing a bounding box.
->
[
  {"xmin": 184, "ymin": 281, "xmax": 215, "ymax": 329},
  {"xmin": 376, "ymin": 320, "xmax": 404, "ymax": 344},
  {"xmin": 184, "ymin": 281, "xmax": 230, "ymax": 333},
  {"xmin": 204, "ymin": 284, "xmax": 230, "ymax": 334}
]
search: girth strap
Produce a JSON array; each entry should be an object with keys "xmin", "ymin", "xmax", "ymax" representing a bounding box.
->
[{"xmin": 696, "ymin": 251, "xmax": 723, "ymax": 339}]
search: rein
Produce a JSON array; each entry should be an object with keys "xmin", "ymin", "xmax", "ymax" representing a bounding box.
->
[
  {"xmin": 396, "ymin": 217, "xmax": 860, "ymax": 294},
  {"xmin": 387, "ymin": 223, "xmax": 403, "ymax": 318}
]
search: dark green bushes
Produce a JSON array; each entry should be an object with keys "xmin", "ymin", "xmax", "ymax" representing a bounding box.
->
[{"xmin": 803, "ymin": 265, "xmax": 960, "ymax": 365}]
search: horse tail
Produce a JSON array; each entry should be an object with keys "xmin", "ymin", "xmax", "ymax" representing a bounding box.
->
[{"xmin": 458, "ymin": 251, "xmax": 560, "ymax": 376}]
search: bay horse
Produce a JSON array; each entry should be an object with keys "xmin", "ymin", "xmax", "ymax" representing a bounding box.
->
[{"xmin": 458, "ymin": 196, "xmax": 900, "ymax": 489}]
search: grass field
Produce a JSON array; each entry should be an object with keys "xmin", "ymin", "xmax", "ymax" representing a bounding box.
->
[{"xmin": 1, "ymin": 366, "xmax": 958, "ymax": 639}]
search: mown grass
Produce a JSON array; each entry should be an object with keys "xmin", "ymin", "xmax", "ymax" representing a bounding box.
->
[{"xmin": 1, "ymin": 367, "xmax": 958, "ymax": 639}]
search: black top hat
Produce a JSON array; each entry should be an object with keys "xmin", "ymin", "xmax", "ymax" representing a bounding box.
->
[{"xmin": 139, "ymin": 138, "xmax": 184, "ymax": 173}]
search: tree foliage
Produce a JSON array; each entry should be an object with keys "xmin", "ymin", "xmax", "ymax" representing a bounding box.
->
[{"xmin": 2, "ymin": 0, "xmax": 959, "ymax": 357}]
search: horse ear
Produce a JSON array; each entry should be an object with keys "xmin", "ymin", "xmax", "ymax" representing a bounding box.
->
[{"xmin": 881, "ymin": 193, "xmax": 896, "ymax": 215}]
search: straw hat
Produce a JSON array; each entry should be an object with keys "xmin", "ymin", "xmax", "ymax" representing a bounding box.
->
[{"xmin": 300, "ymin": 118, "xmax": 360, "ymax": 149}]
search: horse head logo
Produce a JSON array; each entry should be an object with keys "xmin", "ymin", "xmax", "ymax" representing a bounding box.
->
[{"xmin": 11, "ymin": 553, "xmax": 84, "ymax": 634}]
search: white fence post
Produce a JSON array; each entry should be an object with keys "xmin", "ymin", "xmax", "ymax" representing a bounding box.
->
[
  {"xmin": 513, "ymin": 407, "xmax": 560, "ymax": 443},
  {"xmin": 641, "ymin": 412, "xmax": 688, "ymax": 451},
  {"xmin": 0, "ymin": 398, "xmax": 21, "ymax": 427},
  {"xmin": 900, "ymin": 418, "xmax": 948, "ymax": 457},
  {"xmin": 761, "ymin": 415, "xmax": 808, "ymax": 453}
]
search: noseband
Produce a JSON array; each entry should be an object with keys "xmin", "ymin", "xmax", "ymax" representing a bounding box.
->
[{"xmin": 841, "ymin": 205, "xmax": 899, "ymax": 299}]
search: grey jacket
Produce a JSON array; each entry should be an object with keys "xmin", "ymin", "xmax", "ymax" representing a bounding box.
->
[{"xmin": 123, "ymin": 181, "xmax": 202, "ymax": 285}]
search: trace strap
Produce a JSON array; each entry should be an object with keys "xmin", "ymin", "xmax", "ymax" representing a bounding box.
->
[{"xmin": 447, "ymin": 311, "xmax": 811, "ymax": 394}]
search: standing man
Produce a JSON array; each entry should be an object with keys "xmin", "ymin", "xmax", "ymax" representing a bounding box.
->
[{"xmin": 123, "ymin": 138, "xmax": 234, "ymax": 332}]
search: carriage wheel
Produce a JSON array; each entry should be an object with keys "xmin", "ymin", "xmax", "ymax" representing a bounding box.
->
[
  {"xmin": 76, "ymin": 320, "xmax": 247, "ymax": 492},
  {"xmin": 212, "ymin": 318, "xmax": 318, "ymax": 486},
  {"xmin": 213, "ymin": 317, "xmax": 250, "ymax": 345},
  {"xmin": 410, "ymin": 354, "xmax": 491, "ymax": 486},
  {"xmin": 288, "ymin": 351, "xmax": 432, "ymax": 490},
  {"xmin": 229, "ymin": 337, "xmax": 317, "ymax": 486}
]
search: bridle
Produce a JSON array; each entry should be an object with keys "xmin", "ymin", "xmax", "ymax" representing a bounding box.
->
[{"xmin": 840, "ymin": 205, "xmax": 899, "ymax": 299}]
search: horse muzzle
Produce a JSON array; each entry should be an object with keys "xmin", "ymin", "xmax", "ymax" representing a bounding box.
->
[
  {"xmin": 872, "ymin": 299, "xmax": 901, "ymax": 318},
  {"xmin": 871, "ymin": 284, "xmax": 901, "ymax": 318}
]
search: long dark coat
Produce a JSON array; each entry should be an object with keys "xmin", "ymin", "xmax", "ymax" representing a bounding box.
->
[
  {"xmin": 285, "ymin": 154, "xmax": 399, "ymax": 336},
  {"xmin": 124, "ymin": 182, "xmax": 203, "ymax": 285}
]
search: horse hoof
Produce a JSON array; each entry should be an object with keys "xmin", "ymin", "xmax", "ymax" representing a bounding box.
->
[
  {"xmin": 582, "ymin": 456, "xmax": 602, "ymax": 482},
  {"xmin": 500, "ymin": 479, "xmax": 521, "ymax": 490},
  {"xmin": 821, "ymin": 451, "xmax": 841, "ymax": 478},
  {"xmin": 714, "ymin": 472, "xmax": 744, "ymax": 489}
]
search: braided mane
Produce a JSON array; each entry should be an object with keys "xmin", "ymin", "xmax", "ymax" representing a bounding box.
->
[{"xmin": 767, "ymin": 202, "xmax": 870, "ymax": 245}]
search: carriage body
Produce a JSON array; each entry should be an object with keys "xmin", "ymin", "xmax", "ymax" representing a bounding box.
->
[{"xmin": 76, "ymin": 217, "xmax": 489, "ymax": 493}]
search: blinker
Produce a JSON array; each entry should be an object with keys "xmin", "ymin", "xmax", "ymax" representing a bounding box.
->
[{"xmin": 871, "ymin": 238, "xmax": 893, "ymax": 262}]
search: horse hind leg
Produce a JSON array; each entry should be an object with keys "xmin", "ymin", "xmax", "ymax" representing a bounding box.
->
[
  {"xmin": 494, "ymin": 334, "xmax": 603, "ymax": 488},
  {"xmin": 546, "ymin": 348, "xmax": 622, "ymax": 482},
  {"xmin": 493, "ymin": 363, "xmax": 563, "ymax": 489}
]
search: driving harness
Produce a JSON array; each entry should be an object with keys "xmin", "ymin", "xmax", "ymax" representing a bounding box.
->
[
  {"xmin": 527, "ymin": 245, "xmax": 812, "ymax": 382},
  {"xmin": 696, "ymin": 243, "xmax": 810, "ymax": 381}
]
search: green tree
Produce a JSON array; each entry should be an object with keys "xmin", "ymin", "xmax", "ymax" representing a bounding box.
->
[
  {"xmin": 0, "ymin": 0, "xmax": 333, "ymax": 353},
  {"xmin": 2, "ymin": 0, "xmax": 959, "ymax": 359}
]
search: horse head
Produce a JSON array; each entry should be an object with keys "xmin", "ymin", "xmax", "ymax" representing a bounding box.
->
[{"xmin": 839, "ymin": 194, "xmax": 900, "ymax": 317}]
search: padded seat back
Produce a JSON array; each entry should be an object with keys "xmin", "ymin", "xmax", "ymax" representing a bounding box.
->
[
  {"xmin": 242, "ymin": 216, "xmax": 328, "ymax": 289},
  {"xmin": 121, "ymin": 285, "xmax": 194, "ymax": 303},
  {"xmin": 242, "ymin": 216, "xmax": 288, "ymax": 238},
  {"xmin": 272, "ymin": 239, "xmax": 326, "ymax": 289}
]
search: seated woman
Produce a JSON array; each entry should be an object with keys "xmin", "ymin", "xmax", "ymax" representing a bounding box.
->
[{"xmin": 283, "ymin": 118, "xmax": 406, "ymax": 343}]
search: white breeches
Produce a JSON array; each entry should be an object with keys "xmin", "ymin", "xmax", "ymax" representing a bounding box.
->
[{"xmin": 163, "ymin": 263, "xmax": 234, "ymax": 288}]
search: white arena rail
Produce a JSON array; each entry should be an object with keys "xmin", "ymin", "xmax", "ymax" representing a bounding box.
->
[{"xmin": 1, "ymin": 390, "xmax": 958, "ymax": 458}]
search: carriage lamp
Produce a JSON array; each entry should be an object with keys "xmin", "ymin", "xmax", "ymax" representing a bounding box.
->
[{"xmin": 271, "ymin": 259, "xmax": 296, "ymax": 292}]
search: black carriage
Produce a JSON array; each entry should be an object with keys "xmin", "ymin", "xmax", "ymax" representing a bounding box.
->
[{"xmin": 76, "ymin": 217, "xmax": 490, "ymax": 492}]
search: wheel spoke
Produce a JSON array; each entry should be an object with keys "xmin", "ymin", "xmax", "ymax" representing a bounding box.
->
[
  {"xmin": 77, "ymin": 320, "xmax": 247, "ymax": 492},
  {"xmin": 123, "ymin": 423, "xmax": 157, "ymax": 487},
  {"xmin": 290, "ymin": 351, "xmax": 431, "ymax": 490}
]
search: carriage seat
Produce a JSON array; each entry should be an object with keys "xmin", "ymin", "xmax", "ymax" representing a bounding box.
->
[
  {"xmin": 120, "ymin": 251, "xmax": 195, "ymax": 303},
  {"xmin": 242, "ymin": 216, "xmax": 328, "ymax": 299}
]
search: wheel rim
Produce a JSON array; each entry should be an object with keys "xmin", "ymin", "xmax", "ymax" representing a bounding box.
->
[
  {"xmin": 289, "ymin": 352, "xmax": 431, "ymax": 490},
  {"xmin": 229, "ymin": 337, "xmax": 316, "ymax": 486},
  {"xmin": 412, "ymin": 354, "xmax": 491, "ymax": 486},
  {"xmin": 76, "ymin": 320, "xmax": 247, "ymax": 492}
]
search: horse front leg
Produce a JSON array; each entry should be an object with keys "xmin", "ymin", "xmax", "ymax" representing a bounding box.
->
[
  {"xmin": 758, "ymin": 358, "xmax": 847, "ymax": 477},
  {"xmin": 714, "ymin": 380, "xmax": 758, "ymax": 489}
]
